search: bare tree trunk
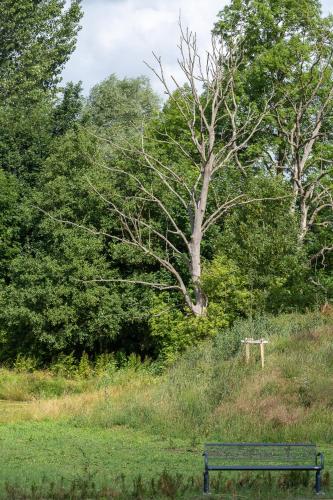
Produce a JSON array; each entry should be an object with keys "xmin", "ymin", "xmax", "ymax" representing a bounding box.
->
[
  {"xmin": 189, "ymin": 233, "xmax": 206, "ymax": 315},
  {"xmin": 188, "ymin": 157, "xmax": 214, "ymax": 315},
  {"xmin": 299, "ymin": 199, "xmax": 309, "ymax": 243}
]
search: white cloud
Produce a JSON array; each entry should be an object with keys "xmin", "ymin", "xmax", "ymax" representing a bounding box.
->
[
  {"xmin": 321, "ymin": 0, "xmax": 332, "ymax": 13},
  {"xmin": 62, "ymin": 0, "xmax": 226, "ymax": 95},
  {"xmin": 62, "ymin": 0, "xmax": 333, "ymax": 96}
]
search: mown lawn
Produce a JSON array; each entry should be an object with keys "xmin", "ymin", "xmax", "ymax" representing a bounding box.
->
[
  {"xmin": 0, "ymin": 420, "xmax": 200, "ymax": 486},
  {"xmin": 1, "ymin": 419, "xmax": 332, "ymax": 498}
]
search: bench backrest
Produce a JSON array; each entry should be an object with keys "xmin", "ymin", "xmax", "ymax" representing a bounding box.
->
[{"xmin": 204, "ymin": 443, "xmax": 317, "ymax": 466}]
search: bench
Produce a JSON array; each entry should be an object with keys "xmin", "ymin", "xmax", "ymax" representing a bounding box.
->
[{"xmin": 203, "ymin": 443, "xmax": 324, "ymax": 494}]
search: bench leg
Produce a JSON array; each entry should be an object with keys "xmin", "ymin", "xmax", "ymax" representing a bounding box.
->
[
  {"xmin": 315, "ymin": 470, "xmax": 321, "ymax": 494},
  {"xmin": 203, "ymin": 470, "xmax": 209, "ymax": 494}
]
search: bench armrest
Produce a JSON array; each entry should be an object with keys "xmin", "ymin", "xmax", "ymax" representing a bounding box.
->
[
  {"xmin": 203, "ymin": 451, "xmax": 209, "ymax": 470},
  {"xmin": 316, "ymin": 452, "xmax": 324, "ymax": 469}
]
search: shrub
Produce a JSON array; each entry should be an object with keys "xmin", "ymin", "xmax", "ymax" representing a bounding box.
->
[
  {"xmin": 94, "ymin": 353, "xmax": 117, "ymax": 376},
  {"xmin": 149, "ymin": 262, "xmax": 252, "ymax": 364},
  {"xmin": 13, "ymin": 354, "xmax": 38, "ymax": 373},
  {"xmin": 50, "ymin": 353, "xmax": 77, "ymax": 378},
  {"xmin": 77, "ymin": 352, "xmax": 93, "ymax": 379}
]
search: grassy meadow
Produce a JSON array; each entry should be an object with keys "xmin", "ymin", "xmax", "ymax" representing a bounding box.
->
[{"xmin": 1, "ymin": 312, "xmax": 333, "ymax": 498}]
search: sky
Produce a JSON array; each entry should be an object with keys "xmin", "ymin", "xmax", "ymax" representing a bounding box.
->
[{"xmin": 62, "ymin": 0, "xmax": 333, "ymax": 97}]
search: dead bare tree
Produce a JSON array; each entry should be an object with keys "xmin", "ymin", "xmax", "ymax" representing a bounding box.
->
[
  {"xmin": 90, "ymin": 23, "xmax": 277, "ymax": 317},
  {"xmin": 267, "ymin": 47, "xmax": 333, "ymax": 248}
]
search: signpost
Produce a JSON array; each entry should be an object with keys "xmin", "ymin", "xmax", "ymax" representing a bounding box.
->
[{"xmin": 241, "ymin": 338, "xmax": 269, "ymax": 368}]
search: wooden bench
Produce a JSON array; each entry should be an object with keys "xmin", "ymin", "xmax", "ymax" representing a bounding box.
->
[{"xmin": 203, "ymin": 443, "xmax": 324, "ymax": 494}]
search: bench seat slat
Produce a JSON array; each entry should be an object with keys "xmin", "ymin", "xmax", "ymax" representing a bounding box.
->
[
  {"xmin": 205, "ymin": 443, "xmax": 316, "ymax": 466},
  {"xmin": 206, "ymin": 443, "xmax": 316, "ymax": 448},
  {"xmin": 207, "ymin": 457, "xmax": 316, "ymax": 464},
  {"xmin": 207, "ymin": 465, "xmax": 321, "ymax": 470}
]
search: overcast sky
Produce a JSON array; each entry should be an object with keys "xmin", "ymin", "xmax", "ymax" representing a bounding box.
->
[{"xmin": 62, "ymin": 0, "xmax": 333, "ymax": 96}]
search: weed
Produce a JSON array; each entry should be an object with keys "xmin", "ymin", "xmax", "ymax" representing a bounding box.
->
[{"xmin": 2, "ymin": 470, "xmax": 325, "ymax": 499}]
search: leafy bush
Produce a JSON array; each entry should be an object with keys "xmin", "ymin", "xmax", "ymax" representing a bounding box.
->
[
  {"xmin": 77, "ymin": 352, "xmax": 93, "ymax": 379},
  {"xmin": 50, "ymin": 353, "xmax": 77, "ymax": 378},
  {"xmin": 14, "ymin": 354, "xmax": 38, "ymax": 373},
  {"xmin": 149, "ymin": 257, "xmax": 252, "ymax": 362},
  {"xmin": 94, "ymin": 353, "xmax": 117, "ymax": 375}
]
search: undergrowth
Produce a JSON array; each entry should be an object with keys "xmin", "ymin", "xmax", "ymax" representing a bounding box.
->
[
  {"xmin": 3, "ymin": 469, "xmax": 330, "ymax": 499},
  {"xmin": 0, "ymin": 352, "xmax": 152, "ymax": 401},
  {"xmin": 2, "ymin": 312, "xmax": 333, "ymax": 445}
]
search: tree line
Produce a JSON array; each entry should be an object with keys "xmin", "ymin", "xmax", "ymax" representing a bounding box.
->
[{"xmin": 0, "ymin": 0, "xmax": 332, "ymax": 364}]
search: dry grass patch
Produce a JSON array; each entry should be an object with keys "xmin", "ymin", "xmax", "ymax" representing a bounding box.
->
[
  {"xmin": 28, "ymin": 390, "xmax": 103, "ymax": 420},
  {"xmin": 0, "ymin": 391, "xmax": 104, "ymax": 423},
  {"xmin": 0, "ymin": 381, "xmax": 138, "ymax": 424},
  {"xmin": 256, "ymin": 396, "xmax": 304, "ymax": 426}
]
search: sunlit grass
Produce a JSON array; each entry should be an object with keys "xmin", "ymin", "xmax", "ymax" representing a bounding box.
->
[
  {"xmin": 1, "ymin": 312, "xmax": 333, "ymax": 497},
  {"xmin": 78, "ymin": 313, "xmax": 333, "ymax": 446}
]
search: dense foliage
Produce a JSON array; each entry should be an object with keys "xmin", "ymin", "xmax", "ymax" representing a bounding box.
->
[{"xmin": 0, "ymin": 0, "xmax": 332, "ymax": 364}]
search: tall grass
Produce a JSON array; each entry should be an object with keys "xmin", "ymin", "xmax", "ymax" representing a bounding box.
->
[
  {"xmin": 0, "ymin": 369, "xmax": 95, "ymax": 401},
  {"xmin": 80, "ymin": 312, "xmax": 333, "ymax": 444},
  {"xmin": 0, "ymin": 351, "xmax": 149, "ymax": 402},
  {"xmin": 0, "ymin": 354, "xmax": 156, "ymax": 423},
  {"xmin": 2, "ymin": 312, "xmax": 333, "ymax": 498},
  {"xmin": 2, "ymin": 312, "xmax": 333, "ymax": 444},
  {"xmin": 4, "ymin": 469, "xmax": 326, "ymax": 499}
]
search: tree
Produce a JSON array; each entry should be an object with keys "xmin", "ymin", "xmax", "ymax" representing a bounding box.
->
[
  {"xmin": 0, "ymin": 1, "xmax": 87, "ymax": 357},
  {"xmin": 0, "ymin": 0, "xmax": 83, "ymax": 180},
  {"xmin": 53, "ymin": 81, "xmax": 84, "ymax": 136},
  {"xmin": 0, "ymin": 129, "xmax": 123, "ymax": 361},
  {"xmin": 85, "ymin": 25, "xmax": 276, "ymax": 317},
  {"xmin": 215, "ymin": 0, "xmax": 333, "ymax": 249},
  {"xmin": 85, "ymin": 74, "xmax": 160, "ymax": 134},
  {"xmin": 0, "ymin": 170, "xmax": 21, "ymax": 284},
  {"xmin": 218, "ymin": 176, "xmax": 312, "ymax": 312},
  {"xmin": 0, "ymin": 72, "xmax": 163, "ymax": 362},
  {"xmin": 0, "ymin": 0, "xmax": 82, "ymax": 102},
  {"xmin": 0, "ymin": 93, "xmax": 54, "ymax": 179}
]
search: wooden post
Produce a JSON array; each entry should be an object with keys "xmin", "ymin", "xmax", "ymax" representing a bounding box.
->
[
  {"xmin": 260, "ymin": 340, "xmax": 265, "ymax": 369},
  {"xmin": 245, "ymin": 342, "xmax": 250, "ymax": 364}
]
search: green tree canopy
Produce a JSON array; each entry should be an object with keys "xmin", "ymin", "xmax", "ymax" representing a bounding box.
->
[
  {"xmin": 0, "ymin": 0, "xmax": 82, "ymax": 102},
  {"xmin": 85, "ymin": 74, "xmax": 160, "ymax": 134}
]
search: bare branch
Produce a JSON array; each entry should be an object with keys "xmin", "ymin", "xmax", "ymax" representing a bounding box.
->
[
  {"xmin": 103, "ymin": 166, "xmax": 190, "ymax": 250},
  {"xmin": 202, "ymin": 195, "xmax": 292, "ymax": 234},
  {"xmin": 78, "ymin": 278, "xmax": 182, "ymax": 291},
  {"xmin": 310, "ymin": 245, "xmax": 333, "ymax": 265}
]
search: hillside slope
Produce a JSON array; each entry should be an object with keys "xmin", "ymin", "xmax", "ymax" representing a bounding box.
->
[{"xmin": 87, "ymin": 312, "xmax": 333, "ymax": 446}]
